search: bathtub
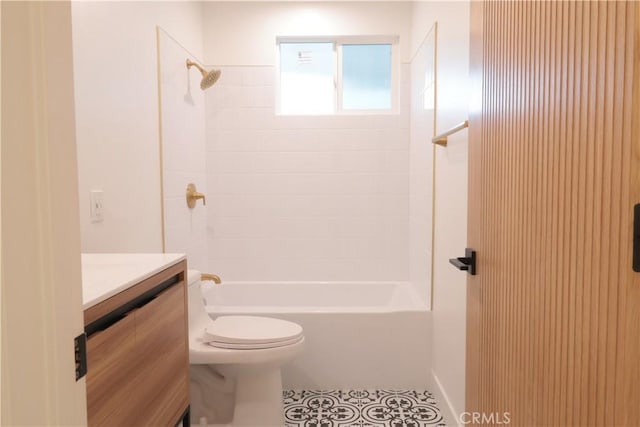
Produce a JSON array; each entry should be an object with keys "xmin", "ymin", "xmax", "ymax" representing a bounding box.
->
[{"xmin": 202, "ymin": 281, "xmax": 431, "ymax": 389}]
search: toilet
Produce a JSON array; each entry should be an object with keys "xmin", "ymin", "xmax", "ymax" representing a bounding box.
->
[{"xmin": 186, "ymin": 270, "xmax": 304, "ymax": 426}]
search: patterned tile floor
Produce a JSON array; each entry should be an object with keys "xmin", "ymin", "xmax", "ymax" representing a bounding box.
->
[{"xmin": 283, "ymin": 390, "xmax": 446, "ymax": 427}]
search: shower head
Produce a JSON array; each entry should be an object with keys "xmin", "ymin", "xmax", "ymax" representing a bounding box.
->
[{"xmin": 186, "ymin": 59, "xmax": 221, "ymax": 90}]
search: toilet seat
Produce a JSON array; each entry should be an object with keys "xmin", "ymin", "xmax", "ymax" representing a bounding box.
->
[{"xmin": 203, "ymin": 316, "xmax": 304, "ymax": 350}]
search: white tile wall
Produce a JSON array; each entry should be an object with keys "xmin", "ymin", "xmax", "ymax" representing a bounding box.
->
[
  {"xmin": 409, "ymin": 28, "xmax": 437, "ymax": 307},
  {"xmin": 158, "ymin": 30, "xmax": 208, "ymax": 271},
  {"xmin": 205, "ymin": 65, "xmax": 411, "ymax": 281}
]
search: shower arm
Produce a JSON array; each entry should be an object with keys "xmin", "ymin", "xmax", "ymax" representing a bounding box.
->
[{"xmin": 186, "ymin": 59, "xmax": 207, "ymax": 75}]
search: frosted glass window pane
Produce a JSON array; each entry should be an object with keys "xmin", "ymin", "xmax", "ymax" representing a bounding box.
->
[
  {"xmin": 342, "ymin": 44, "xmax": 392, "ymax": 110},
  {"xmin": 280, "ymin": 42, "xmax": 334, "ymax": 114}
]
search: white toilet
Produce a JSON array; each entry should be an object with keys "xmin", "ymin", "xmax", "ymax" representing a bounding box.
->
[{"xmin": 187, "ymin": 270, "xmax": 304, "ymax": 426}]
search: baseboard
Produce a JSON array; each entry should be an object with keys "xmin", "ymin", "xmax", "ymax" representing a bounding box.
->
[{"xmin": 429, "ymin": 370, "xmax": 461, "ymax": 427}]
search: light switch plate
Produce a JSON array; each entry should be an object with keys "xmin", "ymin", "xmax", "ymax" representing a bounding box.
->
[{"xmin": 90, "ymin": 190, "xmax": 104, "ymax": 223}]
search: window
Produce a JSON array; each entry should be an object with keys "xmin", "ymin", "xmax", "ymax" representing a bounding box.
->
[
  {"xmin": 342, "ymin": 44, "xmax": 392, "ymax": 110},
  {"xmin": 280, "ymin": 42, "xmax": 335, "ymax": 114},
  {"xmin": 277, "ymin": 37, "xmax": 398, "ymax": 114}
]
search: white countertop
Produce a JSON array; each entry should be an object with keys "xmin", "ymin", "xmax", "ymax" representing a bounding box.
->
[{"xmin": 81, "ymin": 253, "xmax": 186, "ymax": 309}]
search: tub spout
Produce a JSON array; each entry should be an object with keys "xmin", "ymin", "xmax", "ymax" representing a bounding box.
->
[{"xmin": 201, "ymin": 273, "xmax": 222, "ymax": 284}]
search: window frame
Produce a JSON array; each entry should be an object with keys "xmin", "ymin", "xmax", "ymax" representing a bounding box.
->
[{"xmin": 276, "ymin": 35, "xmax": 400, "ymax": 115}]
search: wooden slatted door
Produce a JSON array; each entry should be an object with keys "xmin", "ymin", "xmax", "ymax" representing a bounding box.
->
[{"xmin": 466, "ymin": 1, "xmax": 640, "ymax": 425}]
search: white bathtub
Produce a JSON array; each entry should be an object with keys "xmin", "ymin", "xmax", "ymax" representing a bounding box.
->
[{"xmin": 202, "ymin": 281, "xmax": 431, "ymax": 389}]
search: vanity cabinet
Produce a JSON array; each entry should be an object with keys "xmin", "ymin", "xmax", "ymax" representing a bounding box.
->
[{"xmin": 83, "ymin": 260, "xmax": 189, "ymax": 426}]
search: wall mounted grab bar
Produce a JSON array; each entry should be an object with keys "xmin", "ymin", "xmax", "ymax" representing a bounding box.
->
[{"xmin": 432, "ymin": 120, "xmax": 469, "ymax": 147}]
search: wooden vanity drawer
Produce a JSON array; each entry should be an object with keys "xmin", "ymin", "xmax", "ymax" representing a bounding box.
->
[
  {"xmin": 85, "ymin": 261, "xmax": 189, "ymax": 427},
  {"xmin": 128, "ymin": 283, "xmax": 189, "ymax": 426},
  {"xmin": 86, "ymin": 314, "xmax": 138, "ymax": 426}
]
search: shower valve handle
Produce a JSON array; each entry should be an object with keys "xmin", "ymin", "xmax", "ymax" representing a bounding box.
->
[
  {"xmin": 186, "ymin": 183, "xmax": 206, "ymax": 208},
  {"xmin": 193, "ymin": 192, "xmax": 206, "ymax": 205}
]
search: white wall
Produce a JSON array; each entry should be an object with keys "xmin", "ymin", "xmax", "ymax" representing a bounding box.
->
[
  {"xmin": 412, "ymin": 1, "xmax": 470, "ymax": 424},
  {"xmin": 203, "ymin": 1, "xmax": 413, "ymax": 66},
  {"xmin": 72, "ymin": 1, "xmax": 204, "ymax": 253},
  {"xmin": 158, "ymin": 28, "xmax": 209, "ymax": 271},
  {"xmin": 201, "ymin": 2, "xmax": 412, "ymax": 281}
]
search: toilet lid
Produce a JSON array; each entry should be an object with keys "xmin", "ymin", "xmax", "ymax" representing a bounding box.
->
[
  {"xmin": 206, "ymin": 335, "xmax": 303, "ymax": 350},
  {"xmin": 203, "ymin": 316, "xmax": 303, "ymax": 347}
]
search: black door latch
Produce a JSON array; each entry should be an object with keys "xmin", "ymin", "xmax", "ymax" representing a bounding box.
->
[{"xmin": 449, "ymin": 248, "xmax": 477, "ymax": 275}]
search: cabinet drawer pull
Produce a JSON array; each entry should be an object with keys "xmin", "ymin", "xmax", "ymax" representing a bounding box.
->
[
  {"xmin": 133, "ymin": 295, "xmax": 158, "ymax": 310},
  {"xmin": 86, "ymin": 275, "xmax": 180, "ymax": 337},
  {"xmin": 88, "ymin": 312, "xmax": 130, "ymax": 336}
]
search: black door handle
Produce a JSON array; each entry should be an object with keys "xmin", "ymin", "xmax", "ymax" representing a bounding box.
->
[{"xmin": 449, "ymin": 248, "xmax": 476, "ymax": 275}]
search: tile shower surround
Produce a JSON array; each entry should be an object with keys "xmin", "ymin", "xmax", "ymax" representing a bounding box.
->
[
  {"xmin": 205, "ymin": 65, "xmax": 411, "ymax": 282},
  {"xmin": 283, "ymin": 389, "xmax": 446, "ymax": 426}
]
